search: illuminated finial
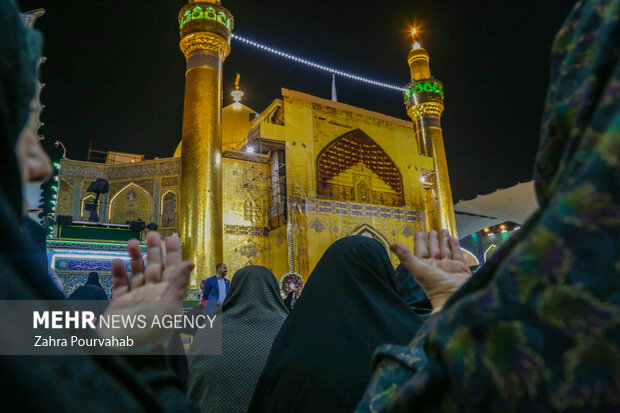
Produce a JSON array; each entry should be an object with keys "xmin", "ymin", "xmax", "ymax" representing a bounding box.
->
[
  {"xmin": 410, "ymin": 27, "xmax": 422, "ymax": 50},
  {"xmin": 231, "ymin": 73, "xmax": 244, "ymax": 109},
  {"xmin": 411, "ymin": 27, "xmax": 421, "ymax": 41}
]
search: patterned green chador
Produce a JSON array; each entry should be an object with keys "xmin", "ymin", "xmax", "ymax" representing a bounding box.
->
[{"xmin": 357, "ymin": 0, "xmax": 620, "ymax": 411}]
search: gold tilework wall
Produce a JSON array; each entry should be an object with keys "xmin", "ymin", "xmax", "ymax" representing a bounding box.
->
[
  {"xmin": 109, "ymin": 184, "xmax": 152, "ymax": 224},
  {"xmin": 57, "ymin": 179, "xmax": 74, "ymax": 216},
  {"xmin": 280, "ymin": 91, "xmax": 432, "ymax": 212},
  {"xmin": 221, "ymin": 158, "xmax": 271, "ymax": 278},
  {"xmin": 290, "ymin": 198, "xmax": 425, "ymax": 279},
  {"xmin": 267, "ymin": 226, "xmax": 289, "ymax": 281},
  {"xmin": 54, "ymin": 88, "xmax": 452, "ymax": 287},
  {"xmin": 275, "ymin": 90, "xmax": 433, "ymax": 279}
]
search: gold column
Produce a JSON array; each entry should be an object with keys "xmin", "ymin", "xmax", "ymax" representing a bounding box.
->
[
  {"xmin": 404, "ymin": 43, "xmax": 457, "ymax": 236},
  {"xmin": 178, "ymin": 1, "xmax": 233, "ymax": 286}
]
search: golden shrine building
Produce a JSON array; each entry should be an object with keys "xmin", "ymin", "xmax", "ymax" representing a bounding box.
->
[{"xmin": 47, "ymin": 1, "xmax": 459, "ymax": 295}]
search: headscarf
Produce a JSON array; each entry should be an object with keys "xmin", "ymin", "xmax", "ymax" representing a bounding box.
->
[
  {"xmin": 67, "ymin": 272, "xmax": 109, "ymax": 302},
  {"xmin": 248, "ymin": 236, "xmax": 423, "ymax": 413},
  {"xmin": 394, "ymin": 263, "xmax": 432, "ymax": 320},
  {"xmin": 0, "ymin": 0, "xmax": 62, "ymax": 301},
  {"xmin": 0, "ymin": 0, "xmax": 40, "ymax": 215},
  {"xmin": 187, "ymin": 266, "xmax": 288, "ymax": 413},
  {"xmin": 86, "ymin": 271, "xmax": 103, "ymax": 287},
  {"xmin": 357, "ymin": 1, "xmax": 620, "ymax": 411},
  {"xmin": 0, "ymin": 3, "xmax": 198, "ymax": 410}
]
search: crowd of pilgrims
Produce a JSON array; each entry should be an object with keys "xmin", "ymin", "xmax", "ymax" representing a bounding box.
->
[{"xmin": 1, "ymin": 0, "xmax": 619, "ymax": 411}]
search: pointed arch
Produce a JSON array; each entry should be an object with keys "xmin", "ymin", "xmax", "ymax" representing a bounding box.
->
[
  {"xmin": 160, "ymin": 190, "xmax": 177, "ymax": 228},
  {"xmin": 348, "ymin": 224, "xmax": 390, "ymax": 252},
  {"xmin": 317, "ymin": 129, "xmax": 404, "ymax": 206},
  {"xmin": 108, "ymin": 183, "xmax": 152, "ymax": 224},
  {"xmin": 80, "ymin": 194, "xmax": 96, "ymax": 220}
]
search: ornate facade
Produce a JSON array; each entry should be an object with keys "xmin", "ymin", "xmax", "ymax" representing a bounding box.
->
[
  {"xmin": 213, "ymin": 89, "xmax": 431, "ymax": 282},
  {"xmin": 50, "ymin": 1, "xmax": 457, "ymax": 290},
  {"xmin": 56, "ymin": 158, "xmax": 180, "ymax": 237}
]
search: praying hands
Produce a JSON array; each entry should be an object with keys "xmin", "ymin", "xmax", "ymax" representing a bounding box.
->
[
  {"xmin": 98, "ymin": 232, "xmax": 195, "ymax": 348},
  {"xmin": 391, "ymin": 229, "xmax": 471, "ymax": 313}
]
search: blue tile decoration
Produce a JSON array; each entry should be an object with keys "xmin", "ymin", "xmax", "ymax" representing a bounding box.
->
[
  {"xmin": 66, "ymin": 274, "xmax": 87, "ymax": 296},
  {"xmin": 46, "ymin": 240, "xmax": 147, "ymax": 252},
  {"xmin": 54, "ymin": 258, "xmax": 130, "ymax": 273},
  {"xmin": 65, "ymin": 273, "xmax": 112, "ymax": 298},
  {"xmin": 102, "ymin": 275, "xmax": 113, "ymax": 298},
  {"xmin": 291, "ymin": 198, "xmax": 424, "ymax": 222}
]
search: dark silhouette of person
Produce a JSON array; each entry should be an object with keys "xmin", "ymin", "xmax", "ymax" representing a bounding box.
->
[{"xmin": 67, "ymin": 271, "xmax": 109, "ymax": 317}]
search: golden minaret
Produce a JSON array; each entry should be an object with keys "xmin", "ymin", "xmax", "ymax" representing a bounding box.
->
[
  {"xmin": 404, "ymin": 31, "xmax": 457, "ymax": 236},
  {"xmin": 178, "ymin": 1, "xmax": 233, "ymax": 285}
]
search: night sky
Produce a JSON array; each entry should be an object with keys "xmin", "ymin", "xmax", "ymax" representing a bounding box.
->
[{"xmin": 19, "ymin": 0, "xmax": 576, "ymax": 201}]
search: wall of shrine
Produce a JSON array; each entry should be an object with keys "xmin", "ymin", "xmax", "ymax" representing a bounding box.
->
[
  {"xmin": 220, "ymin": 157, "xmax": 272, "ymax": 278},
  {"xmin": 270, "ymin": 90, "xmax": 433, "ymax": 279},
  {"xmin": 52, "ymin": 90, "xmax": 443, "ymax": 284},
  {"xmin": 56, "ymin": 158, "xmax": 180, "ymax": 237},
  {"xmin": 289, "ymin": 199, "xmax": 426, "ymax": 278},
  {"xmin": 279, "ymin": 89, "xmax": 434, "ymax": 209}
]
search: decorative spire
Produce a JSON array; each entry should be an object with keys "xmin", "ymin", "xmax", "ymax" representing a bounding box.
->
[
  {"xmin": 331, "ymin": 74, "xmax": 338, "ymax": 102},
  {"xmin": 411, "ymin": 27, "xmax": 421, "ymax": 50},
  {"xmin": 407, "ymin": 27, "xmax": 430, "ymax": 80},
  {"xmin": 231, "ymin": 73, "xmax": 244, "ymax": 109}
]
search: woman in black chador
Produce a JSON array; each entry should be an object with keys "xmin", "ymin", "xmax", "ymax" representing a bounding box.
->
[
  {"xmin": 248, "ymin": 236, "xmax": 423, "ymax": 413},
  {"xmin": 0, "ymin": 2, "xmax": 197, "ymax": 410},
  {"xmin": 68, "ymin": 272, "xmax": 109, "ymax": 301}
]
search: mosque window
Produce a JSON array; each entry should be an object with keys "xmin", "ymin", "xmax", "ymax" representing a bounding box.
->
[{"xmin": 161, "ymin": 191, "xmax": 177, "ymax": 228}]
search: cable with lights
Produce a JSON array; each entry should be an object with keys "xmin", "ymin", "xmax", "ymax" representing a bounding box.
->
[{"xmin": 231, "ymin": 33, "xmax": 406, "ymax": 92}]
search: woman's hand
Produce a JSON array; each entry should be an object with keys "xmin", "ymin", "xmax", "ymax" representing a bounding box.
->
[
  {"xmin": 98, "ymin": 232, "xmax": 194, "ymax": 348},
  {"xmin": 391, "ymin": 229, "xmax": 471, "ymax": 313}
]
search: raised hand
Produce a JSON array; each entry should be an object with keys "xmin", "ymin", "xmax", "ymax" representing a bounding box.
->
[
  {"xmin": 391, "ymin": 229, "xmax": 471, "ymax": 313},
  {"xmin": 99, "ymin": 232, "xmax": 194, "ymax": 348}
]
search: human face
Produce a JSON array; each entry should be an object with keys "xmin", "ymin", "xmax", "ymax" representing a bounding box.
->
[{"xmin": 218, "ymin": 264, "xmax": 228, "ymax": 277}]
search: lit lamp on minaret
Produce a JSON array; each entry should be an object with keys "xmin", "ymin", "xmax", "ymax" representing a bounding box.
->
[
  {"xmin": 231, "ymin": 73, "xmax": 244, "ymax": 109},
  {"xmin": 178, "ymin": 1, "xmax": 234, "ymax": 285},
  {"xmin": 404, "ymin": 28, "xmax": 457, "ymax": 236}
]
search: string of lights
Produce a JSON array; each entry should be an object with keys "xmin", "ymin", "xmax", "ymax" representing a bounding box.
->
[{"xmin": 231, "ymin": 33, "xmax": 406, "ymax": 92}]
